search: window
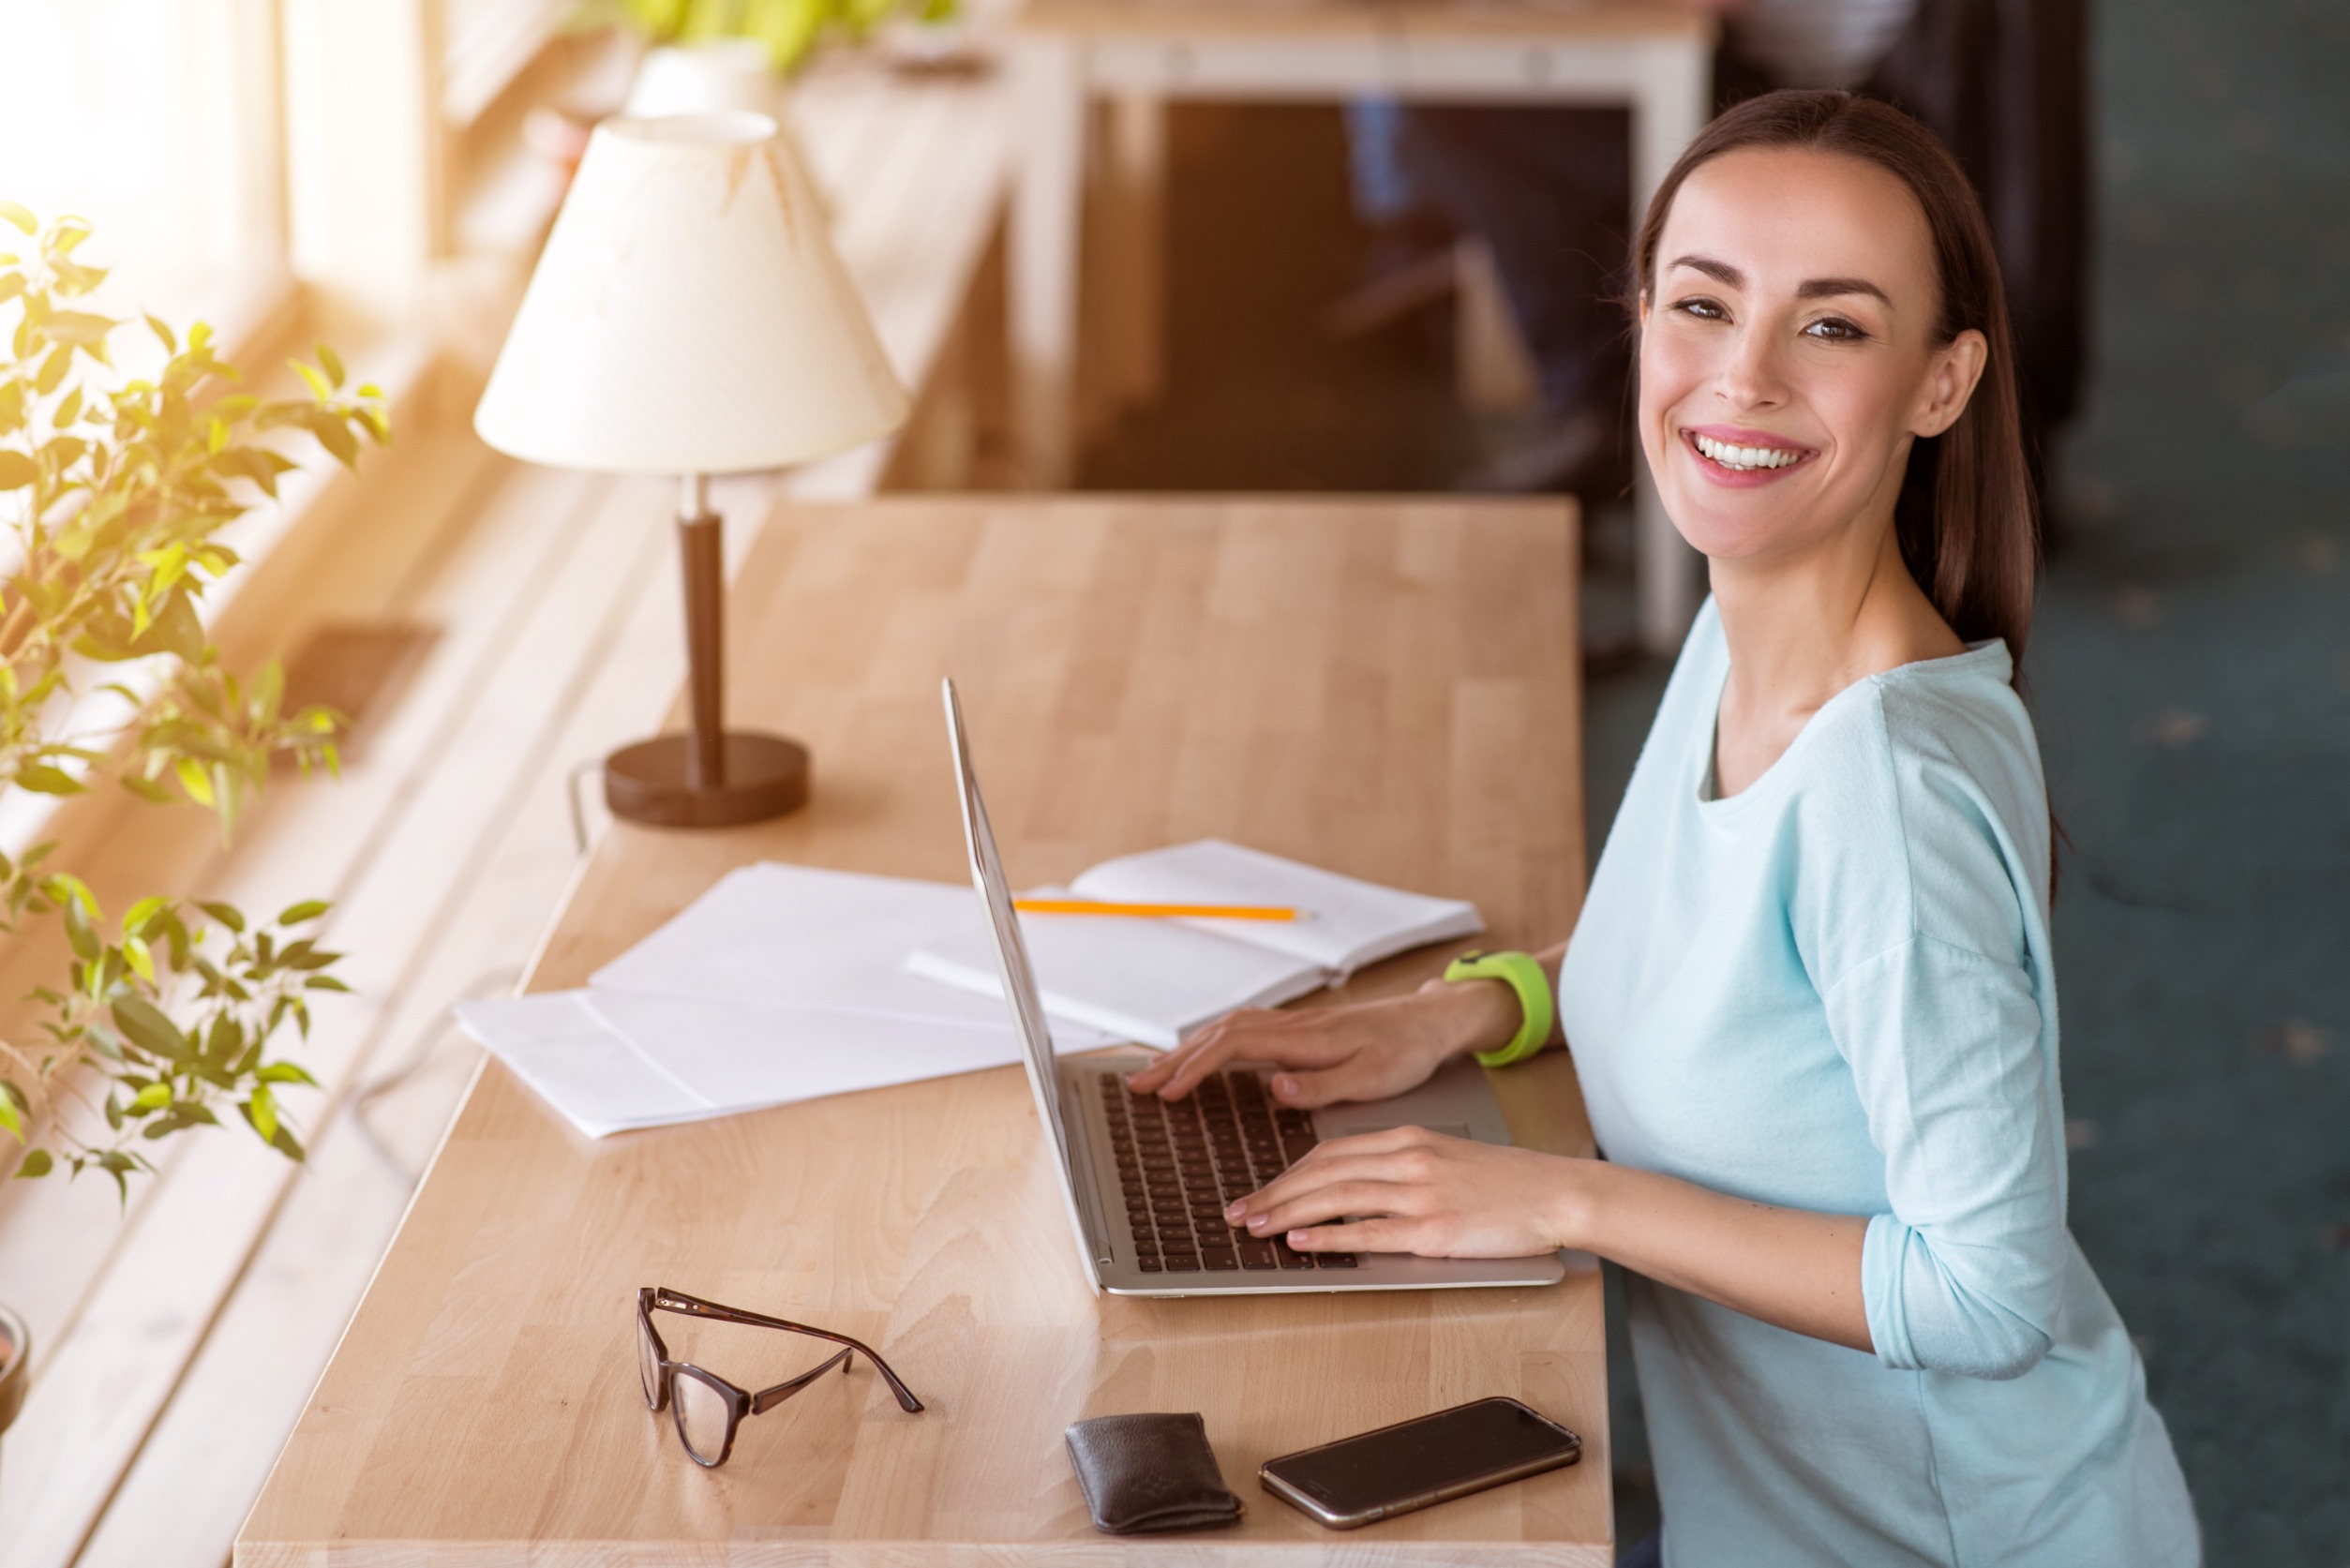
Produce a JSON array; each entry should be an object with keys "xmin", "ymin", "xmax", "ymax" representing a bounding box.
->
[{"xmin": 0, "ymin": 0, "xmax": 285, "ymax": 331}]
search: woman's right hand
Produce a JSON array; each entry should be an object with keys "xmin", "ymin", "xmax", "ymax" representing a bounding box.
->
[{"xmin": 1123, "ymin": 975, "xmax": 1520, "ymax": 1109}]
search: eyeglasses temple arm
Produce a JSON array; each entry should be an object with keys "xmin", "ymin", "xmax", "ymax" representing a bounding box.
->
[
  {"xmin": 749, "ymin": 1345, "xmax": 854, "ymax": 1414},
  {"xmin": 652, "ymin": 1287, "xmax": 927, "ymax": 1412}
]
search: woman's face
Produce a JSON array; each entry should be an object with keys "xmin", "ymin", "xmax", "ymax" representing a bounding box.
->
[{"xmin": 1639, "ymin": 146, "xmax": 1986, "ymax": 568}]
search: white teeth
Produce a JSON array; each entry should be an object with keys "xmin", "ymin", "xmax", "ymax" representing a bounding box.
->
[{"xmin": 1691, "ymin": 433, "xmax": 1804, "ymax": 470}]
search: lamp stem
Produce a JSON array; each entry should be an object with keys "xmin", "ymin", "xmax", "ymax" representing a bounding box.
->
[{"xmin": 678, "ymin": 472, "xmax": 726, "ymax": 790}]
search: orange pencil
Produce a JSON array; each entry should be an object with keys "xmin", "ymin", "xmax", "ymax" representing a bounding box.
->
[{"xmin": 1011, "ymin": 899, "xmax": 1301, "ymax": 921}]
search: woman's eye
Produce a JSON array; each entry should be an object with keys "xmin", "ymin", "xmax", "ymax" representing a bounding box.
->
[
  {"xmin": 1804, "ymin": 316, "xmax": 1869, "ymax": 342},
  {"xmin": 1671, "ymin": 296, "xmax": 1729, "ymax": 322}
]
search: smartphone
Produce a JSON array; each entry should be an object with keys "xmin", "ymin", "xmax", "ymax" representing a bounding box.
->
[{"xmin": 1258, "ymin": 1396, "xmax": 1583, "ymax": 1530}]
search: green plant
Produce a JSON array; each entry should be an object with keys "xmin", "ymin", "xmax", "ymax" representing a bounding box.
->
[
  {"xmin": 586, "ymin": 0, "xmax": 957, "ymax": 77},
  {"xmin": 0, "ymin": 202, "xmax": 387, "ymax": 1197}
]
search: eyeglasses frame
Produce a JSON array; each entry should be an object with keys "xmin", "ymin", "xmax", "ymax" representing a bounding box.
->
[{"xmin": 636, "ymin": 1285, "xmax": 925, "ymax": 1468}]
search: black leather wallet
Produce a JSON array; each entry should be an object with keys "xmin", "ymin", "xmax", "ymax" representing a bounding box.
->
[{"xmin": 1065, "ymin": 1411, "xmax": 1246, "ymax": 1534}]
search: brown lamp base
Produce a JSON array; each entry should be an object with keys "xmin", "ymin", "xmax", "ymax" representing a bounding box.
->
[{"xmin": 603, "ymin": 732, "xmax": 810, "ymax": 828}]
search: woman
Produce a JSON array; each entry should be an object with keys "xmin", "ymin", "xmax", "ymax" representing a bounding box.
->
[{"xmin": 1129, "ymin": 91, "xmax": 2198, "ymax": 1566}]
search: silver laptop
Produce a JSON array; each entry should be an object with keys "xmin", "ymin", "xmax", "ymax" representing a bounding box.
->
[{"xmin": 942, "ymin": 679, "xmax": 1566, "ymax": 1297}]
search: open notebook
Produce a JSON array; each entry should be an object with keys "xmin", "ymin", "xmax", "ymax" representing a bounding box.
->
[{"xmin": 904, "ymin": 839, "xmax": 1483, "ymax": 1048}]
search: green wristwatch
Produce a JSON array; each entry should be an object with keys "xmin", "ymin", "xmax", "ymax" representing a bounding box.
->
[{"xmin": 1444, "ymin": 949, "xmax": 1554, "ymax": 1068}]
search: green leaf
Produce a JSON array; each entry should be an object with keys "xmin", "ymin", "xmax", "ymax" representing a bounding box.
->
[
  {"xmin": 246, "ymin": 1083, "xmax": 277, "ymax": 1143},
  {"xmin": 291, "ymin": 359, "xmax": 331, "ymax": 400},
  {"xmin": 255, "ymin": 1061, "xmax": 319, "ymax": 1086},
  {"xmin": 304, "ymin": 407, "xmax": 359, "ymax": 468},
  {"xmin": 0, "ymin": 451, "xmax": 36, "ymax": 490},
  {"xmin": 53, "ymin": 387, "xmax": 82, "ymax": 427},
  {"xmin": 316, "ymin": 342, "xmax": 345, "ymax": 390},
  {"xmin": 61, "ymin": 897, "xmax": 100, "ymax": 963},
  {"xmin": 96, "ymin": 1148, "xmax": 135, "ymax": 1205},
  {"xmin": 112, "ymin": 995, "xmax": 188, "ymax": 1062},
  {"xmin": 0, "ymin": 201, "xmax": 34, "ymax": 235},
  {"xmin": 276, "ymin": 899, "xmax": 330, "ymax": 927},
  {"xmin": 146, "ymin": 313, "xmax": 177, "ymax": 353},
  {"xmin": 0, "ymin": 1088, "xmax": 19, "ymax": 1141},
  {"xmin": 304, "ymin": 975, "xmax": 352, "ymax": 993},
  {"xmin": 16, "ymin": 1148, "xmax": 52, "ymax": 1178},
  {"xmin": 128, "ymin": 1082, "xmax": 172, "ymax": 1112},
  {"xmin": 174, "ymin": 755, "xmax": 216, "ymax": 806},
  {"xmin": 13, "ymin": 764, "xmax": 84, "ymax": 796}
]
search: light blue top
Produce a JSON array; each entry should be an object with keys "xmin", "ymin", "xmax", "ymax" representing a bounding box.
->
[{"xmin": 1559, "ymin": 601, "xmax": 2199, "ymax": 1567}]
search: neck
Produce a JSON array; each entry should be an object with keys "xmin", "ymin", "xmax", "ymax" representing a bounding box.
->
[
  {"xmin": 1713, "ymin": 514, "xmax": 1913, "ymax": 717},
  {"xmin": 1705, "ymin": 501, "xmax": 1964, "ymax": 796}
]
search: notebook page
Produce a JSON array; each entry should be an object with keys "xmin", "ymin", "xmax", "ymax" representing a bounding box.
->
[
  {"xmin": 904, "ymin": 888, "xmax": 1325, "ymax": 1049},
  {"xmin": 1069, "ymin": 840, "xmax": 1484, "ymax": 978},
  {"xmin": 589, "ymin": 860, "xmax": 1113, "ymax": 1049}
]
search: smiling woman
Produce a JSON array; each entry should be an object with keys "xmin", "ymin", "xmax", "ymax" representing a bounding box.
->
[{"xmin": 1131, "ymin": 90, "xmax": 2200, "ymax": 1568}]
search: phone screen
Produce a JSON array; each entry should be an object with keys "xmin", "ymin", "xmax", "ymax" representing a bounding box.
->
[{"xmin": 1264, "ymin": 1397, "xmax": 1581, "ymax": 1523}]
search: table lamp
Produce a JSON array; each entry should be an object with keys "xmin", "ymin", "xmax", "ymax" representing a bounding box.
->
[{"xmin": 474, "ymin": 112, "xmax": 908, "ymax": 827}]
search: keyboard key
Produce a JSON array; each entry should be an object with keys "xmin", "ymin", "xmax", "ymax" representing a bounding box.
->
[
  {"xmin": 1137, "ymin": 1258, "xmax": 1162, "ymax": 1272},
  {"xmin": 1275, "ymin": 1242, "xmax": 1315, "ymax": 1270},
  {"xmin": 1200, "ymin": 1251, "xmax": 1240, "ymax": 1271},
  {"xmin": 1316, "ymin": 1253, "xmax": 1358, "ymax": 1269},
  {"xmin": 1237, "ymin": 1242, "xmax": 1278, "ymax": 1270}
]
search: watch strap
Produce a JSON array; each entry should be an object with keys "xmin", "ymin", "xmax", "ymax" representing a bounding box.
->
[{"xmin": 1444, "ymin": 949, "xmax": 1554, "ymax": 1068}]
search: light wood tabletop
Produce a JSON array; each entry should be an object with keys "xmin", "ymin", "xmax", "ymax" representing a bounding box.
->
[{"xmin": 237, "ymin": 495, "xmax": 1604, "ymax": 1565}]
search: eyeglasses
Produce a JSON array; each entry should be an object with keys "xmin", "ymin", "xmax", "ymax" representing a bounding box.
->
[{"xmin": 636, "ymin": 1285, "xmax": 925, "ymax": 1467}]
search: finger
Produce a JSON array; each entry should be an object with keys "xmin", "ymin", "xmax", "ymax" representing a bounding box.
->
[
  {"xmin": 1232, "ymin": 1142, "xmax": 1450, "ymax": 1229},
  {"xmin": 1266, "ymin": 1060, "xmax": 1382, "ymax": 1110},
  {"xmin": 1155, "ymin": 1026, "xmax": 1252, "ymax": 1098},
  {"xmin": 1267, "ymin": 1051, "xmax": 1435, "ymax": 1110},
  {"xmin": 1285, "ymin": 1217, "xmax": 1425, "ymax": 1255},
  {"xmin": 1129, "ymin": 1017, "xmax": 1248, "ymax": 1097},
  {"xmin": 1244, "ymin": 1178, "xmax": 1425, "ymax": 1237}
]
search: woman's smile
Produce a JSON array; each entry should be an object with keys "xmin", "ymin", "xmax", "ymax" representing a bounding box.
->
[{"xmin": 1681, "ymin": 424, "xmax": 1819, "ymax": 486}]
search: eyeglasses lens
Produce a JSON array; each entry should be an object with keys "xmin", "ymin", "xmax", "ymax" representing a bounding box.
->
[
  {"xmin": 636, "ymin": 1313, "xmax": 662, "ymax": 1410},
  {"xmin": 673, "ymin": 1370, "xmax": 733, "ymax": 1464}
]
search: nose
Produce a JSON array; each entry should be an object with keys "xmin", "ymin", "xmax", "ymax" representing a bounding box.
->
[{"xmin": 1713, "ymin": 321, "xmax": 1788, "ymax": 412}]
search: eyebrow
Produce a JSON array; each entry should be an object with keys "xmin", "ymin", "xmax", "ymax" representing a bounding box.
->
[{"xmin": 1667, "ymin": 255, "xmax": 1893, "ymax": 306}]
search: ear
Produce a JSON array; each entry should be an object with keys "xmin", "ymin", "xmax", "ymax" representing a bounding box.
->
[
  {"xmin": 1912, "ymin": 327, "xmax": 1989, "ymax": 439},
  {"xmin": 1637, "ymin": 290, "xmax": 1651, "ymax": 328}
]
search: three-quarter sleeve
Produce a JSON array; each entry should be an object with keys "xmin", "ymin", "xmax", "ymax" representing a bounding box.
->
[{"xmin": 1828, "ymin": 932, "xmax": 2067, "ymax": 1380}]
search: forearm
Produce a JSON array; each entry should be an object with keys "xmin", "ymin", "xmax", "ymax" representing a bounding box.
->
[{"xmin": 1554, "ymin": 1161, "xmax": 1874, "ymax": 1353}]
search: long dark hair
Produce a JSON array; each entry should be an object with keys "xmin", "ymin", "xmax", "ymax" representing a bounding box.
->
[{"xmin": 1633, "ymin": 90, "xmax": 2040, "ymax": 671}]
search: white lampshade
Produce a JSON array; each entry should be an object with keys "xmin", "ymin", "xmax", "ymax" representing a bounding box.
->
[
  {"xmin": 624, "ymin": 40, "xmax": 783, "ymax": 117},
  {"xmin": 473, "ymin": 112, "xmax": 908, "ymax": 475}
]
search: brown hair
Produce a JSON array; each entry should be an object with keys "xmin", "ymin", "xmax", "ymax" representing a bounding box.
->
[{"xmin": 1634, "ymin": 90, "xmax": 2040, "ymax": 669}]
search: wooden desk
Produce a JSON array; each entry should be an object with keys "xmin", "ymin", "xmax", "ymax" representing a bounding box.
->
[
  {"xmin": 237, "ymin": 496, "xmax": 1605, "ymax": 1565},
  {"xmin": 1006, "ymin": 0, "xmax": 1711, "ymax": 652}
]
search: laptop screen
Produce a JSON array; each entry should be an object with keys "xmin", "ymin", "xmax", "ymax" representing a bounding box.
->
[{"xmin": 941, "ymin": 680, "xmax": 1085, "ymax": 1201}]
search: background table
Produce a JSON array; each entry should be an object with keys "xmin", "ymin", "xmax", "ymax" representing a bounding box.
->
[
  {"xmin": 238, "ymin": 495, "xmax": 1607, "ymax": 1565},
  {"xmin": 1008, "ymin": 0, "xmax": 1714, "ymax": 652}
]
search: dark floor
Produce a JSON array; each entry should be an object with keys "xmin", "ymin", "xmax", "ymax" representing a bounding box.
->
[{"xmin": 1079, "ymin": 5, "xmax": 2350, "ymax": 1557}]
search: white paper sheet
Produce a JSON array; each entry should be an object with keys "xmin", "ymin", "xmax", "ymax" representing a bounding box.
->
[
  {"xmin": 591, "ymin": 861, "xmax": 1105, "ymax": 1035},
  {"xmin": 905, "ymin": 886, "xmax": 1326, "ymax": 1050},
  {"xmin": 1070, "ymin": 839, "xmax": 1484, "ymax": 978},
  {"xmin": 458, "ymin": 989, "xmax": 1110, "ymax": 1140}
]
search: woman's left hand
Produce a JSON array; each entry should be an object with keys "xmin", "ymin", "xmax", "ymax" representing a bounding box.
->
[{"xmin": 1226, "ymin": 1126, "xmax": 1585, "ymax": 1259}]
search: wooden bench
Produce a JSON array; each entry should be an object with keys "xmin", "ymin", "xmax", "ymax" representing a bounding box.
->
[{"xmin": 0, "ymin": 51, "xmax": 1012, "ymax": 1568}]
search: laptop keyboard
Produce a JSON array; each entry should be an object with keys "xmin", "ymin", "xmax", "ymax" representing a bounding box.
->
[{"xmin": 1099, "ymin": 1070, "xmax": 1357, "ymax": 1275}]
